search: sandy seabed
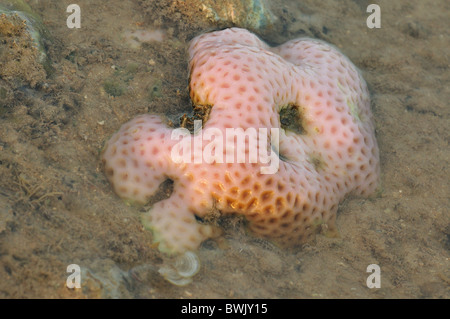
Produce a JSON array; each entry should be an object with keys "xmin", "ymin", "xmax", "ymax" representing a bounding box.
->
[{"xmin": 0, "ymin": 0, "xmax": 448, "ymax": 298}]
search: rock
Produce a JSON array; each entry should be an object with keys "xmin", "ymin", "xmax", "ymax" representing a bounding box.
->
[{"xmin": 0, "ymin": 1, "xmax": 52, "ymax": 87}]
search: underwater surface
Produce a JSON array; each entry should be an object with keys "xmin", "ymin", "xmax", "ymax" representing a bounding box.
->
[{"xmin": 0, "ymin": 0, "xmax": 448, "ymax": 298}]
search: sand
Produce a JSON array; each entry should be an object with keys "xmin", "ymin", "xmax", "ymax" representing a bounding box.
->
[{"xmin": 0, "ymin": 0, "xmax": 448, "ymax": 298}]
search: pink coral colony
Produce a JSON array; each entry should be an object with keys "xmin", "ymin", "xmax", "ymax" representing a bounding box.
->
[{"xmin": 102, "ymin": 28, "xmax": 380, "ymax": 254}]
